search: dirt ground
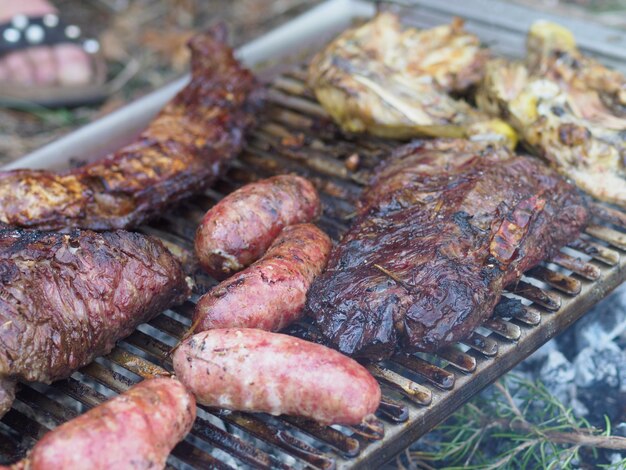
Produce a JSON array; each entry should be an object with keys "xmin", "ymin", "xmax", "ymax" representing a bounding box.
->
[{"xmin": 1, "ymin": 0, "xmax": 624, "ymax": 166}]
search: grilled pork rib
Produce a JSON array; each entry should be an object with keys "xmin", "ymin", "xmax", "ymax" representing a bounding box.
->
[
  {"xmin": 0, "ymin": 229, "xmax": 189, "ymax": 417},
  {"xmin": 306, "ymin": 140, "xmax": 588, "ymax": 360},
  {"xmin": 0, "ymin": 26, "xmax": 260, "ymax": 230}
]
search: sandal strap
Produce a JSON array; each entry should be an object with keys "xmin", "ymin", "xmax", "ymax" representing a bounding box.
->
[{"xmin": 0, "ymin": 14, "xmax": 100, "ymax": 57}]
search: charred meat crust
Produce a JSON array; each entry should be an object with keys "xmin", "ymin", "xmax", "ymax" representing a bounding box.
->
[
  {"xmin": 0, "ymin": 229, "xmax": 189, "ymax": 416},
  {"xmin": 306, "ymin": 139, "xmax": 588, "ymax": 360},
  {"xmin": 0, "ymin": 377, "xmax": 15, "ymax": 418},
  {"xmin": 0, "ymin": 25, "xmax": 261, "ymax": 230}
]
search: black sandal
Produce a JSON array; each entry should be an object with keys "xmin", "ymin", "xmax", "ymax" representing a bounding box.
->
[{"xmin": 0, "ymin": 13, "xmax": 109, "ymax": 108}]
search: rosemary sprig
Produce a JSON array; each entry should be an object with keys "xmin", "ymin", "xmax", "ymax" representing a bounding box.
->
[{"xmin": 397, "ymin": 375, "xmax": 626, "ymax": 469}]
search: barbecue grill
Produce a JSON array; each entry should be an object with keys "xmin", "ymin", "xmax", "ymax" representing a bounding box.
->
[{"xmin": 1, "ymin": 0, "xmax": 625, "ymax": 468}]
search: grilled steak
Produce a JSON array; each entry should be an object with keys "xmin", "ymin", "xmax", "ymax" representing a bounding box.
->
[
  {"xmin": 0, "ymin": 25, "xmax": 260, "ymax": 230},
  {"xmin": 306, "ymin": 139, "xmax": 588, "ymax": 360},
  {"xmin": 0, "ymin": 229, "xmax": 189, "ymax": 416}
]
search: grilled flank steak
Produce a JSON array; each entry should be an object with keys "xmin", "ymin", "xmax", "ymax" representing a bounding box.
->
[
  {"xmin": 307, "ymin": 139, "xmax": 588, "ymax": 360},
  {"xmin": 0, "ymin": 229, "xmax": 189, "ymax": 417}
]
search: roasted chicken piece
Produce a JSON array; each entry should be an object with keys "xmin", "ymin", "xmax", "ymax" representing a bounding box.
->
[
  {"xmin": 477, "ymin": 21, "xmax": 626, "ymax": 208},
  {"xmin": 308, "ymin": 13, "xmax": 517, "ymax": 148}
]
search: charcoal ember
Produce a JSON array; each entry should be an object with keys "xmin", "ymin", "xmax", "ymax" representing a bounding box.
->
[
  {"xmin": 539, "ymin": 350, "xmax": 575, "ymax": 405},
  {"xmin": 493, "ymin": 296, "xmax": 526, "ymax": 320},
  {"xmin": 574, "ymin": 343, "xmax": 623, "ymax": 389},
  {"xmin": 570, "ymin": 397, "xmax": 589, "ymax": 418},
  {"xmin": 573, "ymin": 343, "xmax": 626, "ymax": 424}
]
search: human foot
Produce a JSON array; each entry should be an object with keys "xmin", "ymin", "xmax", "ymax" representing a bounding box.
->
[{"xmin": 0, "ymin": 0, "xmax": 98, "ymax": 86}]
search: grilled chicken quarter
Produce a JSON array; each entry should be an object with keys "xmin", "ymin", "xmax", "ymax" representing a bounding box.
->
[
  {"xmin": 308, "ymin": 12, "xmax": 517, "ymax": 148},
  {"xmin": 195, "ymin": 175, "xmax": 322, "ymax": 279},
  {"xmin": 0, "ymin": 25, "xmax": 260, "ymax": 230},
  {"xmin": 477, "ymin": 21, "xmax": 626, "ymax": 208}
]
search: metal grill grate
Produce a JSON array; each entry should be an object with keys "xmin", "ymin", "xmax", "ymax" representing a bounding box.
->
[{"xmin": 1, "ymin": 2, "xmax": 626, "ymax": 468}]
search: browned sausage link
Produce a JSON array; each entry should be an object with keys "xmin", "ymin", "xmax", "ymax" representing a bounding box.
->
[
  {"xmin": 173, "ymin": 329, "xmax": 381, "ymax": 425},
  {"xmin": 195, "ymin": 175, "xmax": 322, "ymax": 279},
  {"xmin": 193, "ymin": 223, "xmax": 332, "ymax": 332},
  {"xmin": 18, "ymin": 378, "xmax": 195, "ymax": 470}
]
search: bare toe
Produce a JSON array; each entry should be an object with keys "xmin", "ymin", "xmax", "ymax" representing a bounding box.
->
[
  {"xmin": 4, "ymin": 51, "xmax": 36, "ymax": 84},
  {"xmin": 0, "ymin": 62, "xmax": 9, "ymax": 81},
  {"xmin": 54, "ymin": 43, "xmax": 92, "ymax": 86},
  {"xmin": 25, "ymin": 46, "xmax": 57, "ymax": 84}
]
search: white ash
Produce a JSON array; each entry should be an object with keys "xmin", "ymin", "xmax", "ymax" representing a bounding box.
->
[
  {"xmin": 574, "ymin": 286, "xmax": 626, "ymax": 351},
  {"xmin": 521, "ymin": 285, "xmax": 626, "ymax": 424},
  {"xmin": 538, "ymin": 350, "xmax": 576, "ymax": 405}
]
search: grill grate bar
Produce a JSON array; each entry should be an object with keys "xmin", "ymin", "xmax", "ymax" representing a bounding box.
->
[
  {"xmin": 2, "ymin": 408, "xmax": 49, "ymax": 442},
  {"xmin": 461, "ymin": 332, "xmax": 499, "ymax": 356},
  {"xmin": 510, "ymin": 280, "xmax": 562, "ymax": 311},
  {"xmin": 214, "ymin": 411, "xmax": 337, "ymax": 470},
  {"xmin": 367, "ymin": 365, "xmax": 432, "ymax": 406},
  {"xmin": 375, "ymin": 397, "xmax": 409, "ymax": 423},
  {"xmin": 509, "ymin": 304, "xmax": 542, "ymax": 326},
  {"xmin": 526, "ymin": 266, "xmax": 582, "ymax": 295},
  {"xmin": 171, "ymin": 441, "xmax": 236, "ymax": 470},
  {"xmin": 591, "ymin": 202, "xmax": 626, "ymax": 229},
  {"xmin": 281, "ymin": 417, "xmax": 361, "ymax": 458},
  {"xmin": 437, "ymin": 347, "xmax": 477, "ymax": 373},
  {"xmin": 568, "ymin": 238, "xmax": 619, "ymax": 266},
  {"xmin": 391, "ymin": 354, "xmax": 455, "ymax": 390},
  {"xmin": 550, "ymin": 252, "xmax": 601, "ymax": 281},
  {"xmin": 483, "ymin": 318, "xmax": 522, "ymax": 341},
  {"xmin": 14, "ymin": 386, "xmax": 76, "ymax": 425},
  {"xmin": 586, "ymin": 225, "xmax": 626, "ymax": 250},
  {"xmin": 190, "ymin": 417, "xmax": 292, "ymax": 470}
]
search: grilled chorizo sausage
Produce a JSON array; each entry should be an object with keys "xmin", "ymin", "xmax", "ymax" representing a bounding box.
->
[
  {"xmin": 19, "ymin": 377, "xmax": 195, "ymax": 470},
  {"xmin": 172, "ymin": 328, "xmax": 381, "ymax": 425},
  {"xmin": 195, "ymin": 175, "xmax": 321, "ymax": 279},
  {"xmin": 193, "ymin": 223, "xmax": 332, "ymax": 332}
]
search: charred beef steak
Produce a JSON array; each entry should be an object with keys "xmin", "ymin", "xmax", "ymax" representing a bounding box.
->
[
  {"xmin": 0, "ymin": 25, "xmax": 260, "ymax": 230},
  {"xmin": 306, "ymin": 139, "xmax": 589, "ymax": 360},
  {"xmin": 0, "ymin": 229, "xmax": 190, "ymax": 417}
]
